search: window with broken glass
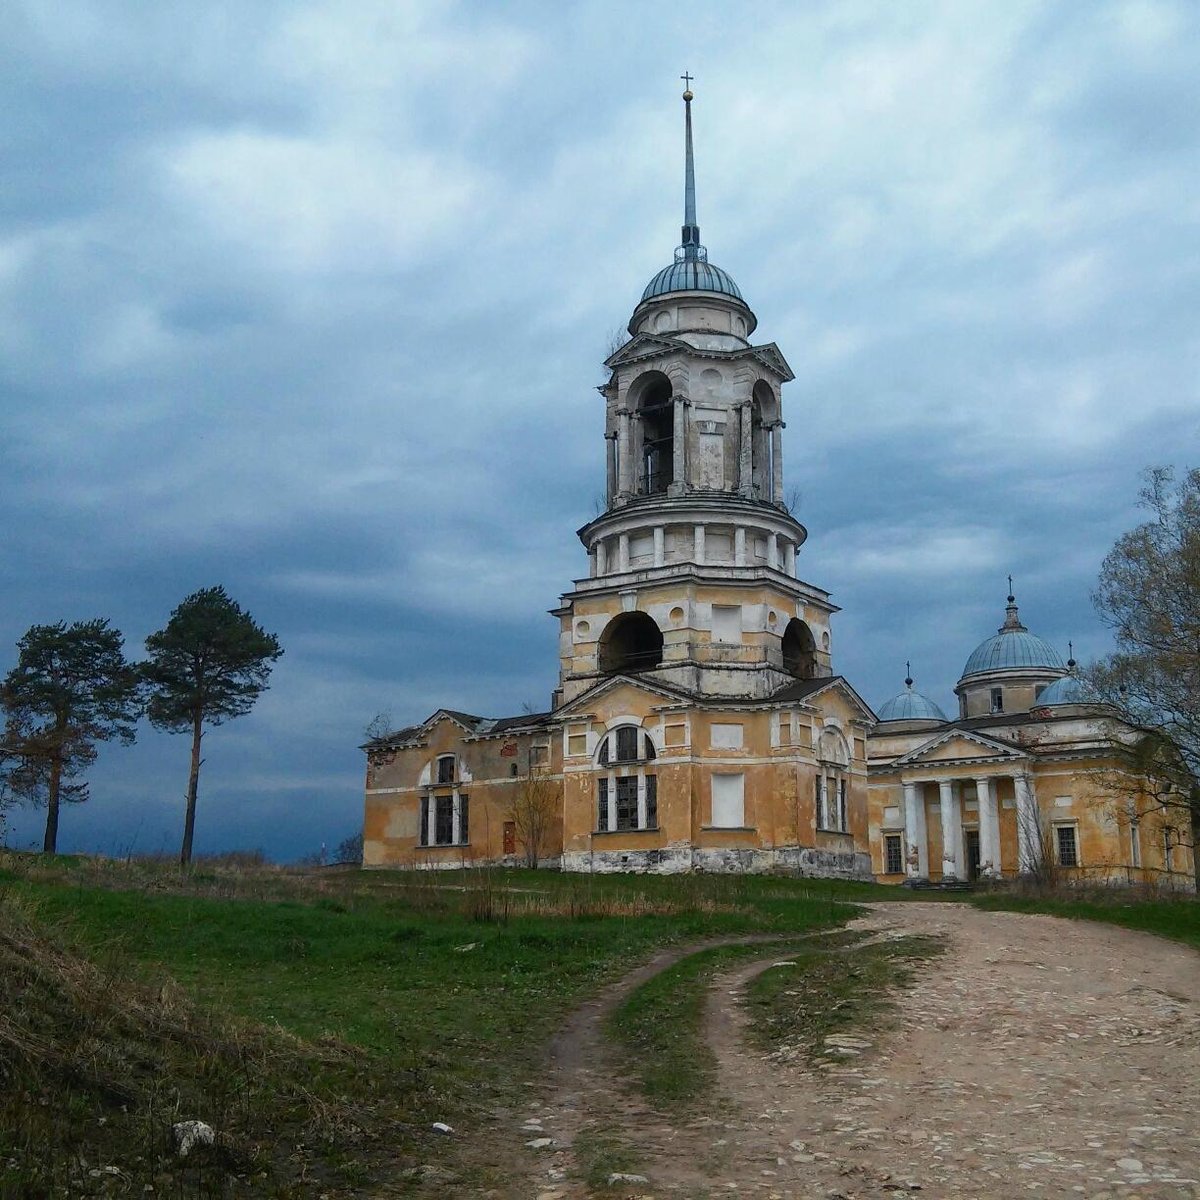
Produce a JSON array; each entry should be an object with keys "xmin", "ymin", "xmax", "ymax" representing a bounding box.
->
[
  {"xmin": 595, "ymin": 725, "xmax": 658, "ymax": 831},
  {"xmin": 418, "ymin": 793, "xmax": 470, "ymax": 847}
]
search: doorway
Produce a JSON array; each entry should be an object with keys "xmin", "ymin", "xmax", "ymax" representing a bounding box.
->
[{"xmin": 965, "ymin": 829, "xmax": 981, "ymax": 881}]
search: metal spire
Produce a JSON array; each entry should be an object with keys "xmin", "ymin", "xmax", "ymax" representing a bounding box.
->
[
  {"xmin": 905, "ymin": 661, "xmax": 914, "ymax": 689},
  {"xmin": 680, "ymin": 73, "xmax": 701, "ymax": 259}
]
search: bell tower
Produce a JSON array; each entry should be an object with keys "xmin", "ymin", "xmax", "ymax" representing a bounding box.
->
[{"xmin": 553, "ymin": 84, "xmax": 839, "ymax": 705}]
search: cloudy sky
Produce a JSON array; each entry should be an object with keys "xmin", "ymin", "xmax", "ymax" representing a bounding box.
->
[{"xmin": 2, "ymin": 1, "xmax": 1197, "ymax": 861}]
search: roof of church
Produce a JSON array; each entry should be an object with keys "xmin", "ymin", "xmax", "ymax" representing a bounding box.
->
[
  {"xmin": 641, "ymin": 258, "xmax": 744, "ymax": 302},
  {"xmin": 961, "ymin": 592, "xmax": 1064, "ymax": 679},
  {"xmin": 1036, "ymin": 671, "xmax": 1093, "ymax": 706},
  {"xmin": 876, "ymin": 673, "xmax": 948, "ymax": 723}
]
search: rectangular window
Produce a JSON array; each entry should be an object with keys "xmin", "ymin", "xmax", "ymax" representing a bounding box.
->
[
  {"xmin": 644, "ymin": 774, "xmax": 657, "ymax": 828},
  {"xmin": 710, "ymin": 723, "xmax": 744, "ymax": 749},
  {"xmin": 615, "ymin": 776, "xmax": 639, "ymax": 830},
  {"xmin": 419, "ymin": 797, "xmax": 429, "ymax": 846},
  {"xmin": 567, "ymin": 732, "xmax": 588, "ymax": 757},
  {"xmin": 838, "ymin": 779, "xmax": 848, "ymax": 833},
  {"xmin": 990, "ymin": 688, "xmax": 1004, "ymax": 713},
  {"xmin": 459, "ymin": 794, "xmax": 469, "ymax": 844},
  {"xmin": 1055, "ymin": 824, "xmax": 1078, "ymax": 867},
  {"xmin": 778, "ymin": 712, "xmax": 793, "ymax": 747},
  {"xmin": 437, "ymin": 756, "xmax": 455, "ymax": 784},
  {"xmin": 615, "ymin": 726, "xmax": 639, "ymax": 762},
  {"xmin": 711, "ymin": 773, "xmax": 745, "ymax": 828},
  {"xmin": 597, "ymin": 778, "xmax": 609, "ymax": 831},
  {"xmin": 884, "ymin": 833, "xmax": 903, "ymax": 874},
  {"xmin": 435, "ymin": 795, "xmax": 454, "ymax": 846},
  {"xmin": 711, "ymin": 604, "xmax": 742, "ymax": 644}
]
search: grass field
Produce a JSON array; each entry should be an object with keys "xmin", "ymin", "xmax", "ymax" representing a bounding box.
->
[
  {"xmin": 971, "ymin": 888, "xmax": 1200, "ymax": 949},
  {"xmin": 0, "ymin": 852, "xmax": 1195, "ymax": 1196},
  {"xmin": 0, "ymin": 854, "xmax": 874, "ymax": 1196}
]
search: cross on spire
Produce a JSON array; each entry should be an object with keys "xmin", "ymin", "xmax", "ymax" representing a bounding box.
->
[{"xmin": 681, "ymin": 71, "xmax": 694, "ymax": 91}]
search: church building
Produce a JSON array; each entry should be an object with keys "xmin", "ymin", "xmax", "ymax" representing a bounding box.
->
[{"xmin": 362, "ymin": 88, "xmax": 1193, "ymax": 890}]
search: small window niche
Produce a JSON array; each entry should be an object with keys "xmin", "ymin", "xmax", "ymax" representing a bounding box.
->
[{"xmin": 710, "ymin": 773, "xmax": 745, "ymax": 828}]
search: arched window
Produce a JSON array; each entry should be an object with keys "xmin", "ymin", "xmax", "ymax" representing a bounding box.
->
[
  {"xmin": 632, "ymin": 371, "xmax": 673, "ymax": 496},
  {"xmin": 594, "ymin": 723, "xmax": 658, "ymax": 833},
  {"xmin": 815, "ymin": 728, "xmax": 851, "ymax": 834},
  {"xmin": 597, "ymin": 725, "xmax": 657, "ymax": 766},
  {"xmin": 598, "ymin": 611, "xmax": 664, "ymax": 674},
  {"xmin": 420, "ymin": 755, "xmax": 470, "ymax": 848},
  {"xmin": 751, "ymin": 380, "xmax": 778, "ymax": 500},
  {"xmin": 781, "ymin": 618, "xmax": 817, "ymax": 679}
]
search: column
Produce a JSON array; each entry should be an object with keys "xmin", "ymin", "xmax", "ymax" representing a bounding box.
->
[
  {"xmin": 734, "ymin": 526, "xmax": 746, "ymax": 565},
  {"xmin": 618, "ymin": 532, "xmax": 630, "ymax": 573},
  {"xmin": 605, "ymin": 433, "xmax": 618, "ymax": 503},
  {"xmin": 672, "ymin": 396, "xmax": 687, "ymax": 489},
  {"xmin": 939, "ymin": 779, "xmax": 960, "ymax": 879},
  {"xmin": 452, "ymin": 792, "xmax": 462, "ymax": 845},
  {"xmin": 784, "ymin": 540, "xmax": 797, "ymax": 576},
  {"xmin": 975, "ymin": 777, "xmax": 1000, "ymax": 876},
  {"xmin": 595, "ymin": 539, "xmax": 607, "ymax": 576},
  {"xmin": 653, "ymin": 525, "xmax": 665, "ymax": 567},
  {"xmin": 902, "ymin": 780, "xmax": 928, "ymax": 879},
  {"xmin": 771, "ymin": 422, "xmax": 784, "ymax": 502},
  {"xmin": 588, "ymin": 548, "xmax": 597, "ymax": 578},
  {"xmin": 618, "ymin": 410, "xmax": 633, "ymax": 495},
  {"xmin": 693, "ymin": 523, "xmax": 705, "ymax": 564},
  {"xmin": 1015, "ymin": 773, "xmax": 1040, "ymax": 874},
  {"xmin": 738, "ymin": 402, "xmax": 753, "ymax": 493},
  {"xmin": 425, "ymin": 797, "xmax": 435, "ymax": 847},
  {"xmin": 767, "ymin": 531, "xmax": 779, "ymax": 569}
]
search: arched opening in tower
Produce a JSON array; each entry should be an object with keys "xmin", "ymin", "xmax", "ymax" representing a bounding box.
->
[
  {"xmin": 751, "ymin": 380, "xmax": 777, "ymax": 500},
  {"xmin": 782, "ymin": 618, "xmax": 817, "ymax": 679},
  {"xmin": 637, "ymin": 373, "xmax": 673, "ymax": 496},
  {"xmin": 598, "ymin": 611, "xmax": 664, "ymax": 674}
]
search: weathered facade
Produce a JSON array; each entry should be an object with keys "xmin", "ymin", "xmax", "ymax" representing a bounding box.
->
[
  {"xmin": 866, "ymin": 603, "xmax": 1195, "ymax": 889},
  {"xmin": 362, "ymin": 88, "xmax": 1194, "ymax": 889}
]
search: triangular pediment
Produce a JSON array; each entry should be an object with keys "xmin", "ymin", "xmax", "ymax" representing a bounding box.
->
[
  {"xmin": 768, "ymin": 675, "xmax": 877, "ymax": 724},
  {"xmin": 748, "ymin": 342, "xmax": 795, "ymax": 383},
  {"xmin": 604, "ymin": 333, "xmax": 684, "ymax": 369},
  {"xmin": 895, "ymin": 729, "xmax": 1026, "ymax": 768},
  {"xmin": 552, "ymin": 673, "xmax": 696, "ymax": 719}
]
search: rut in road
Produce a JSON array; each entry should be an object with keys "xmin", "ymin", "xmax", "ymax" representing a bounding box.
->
[{"xmin": 512, "ymin": 902, "xmax": 1200, "ymax": 1200}]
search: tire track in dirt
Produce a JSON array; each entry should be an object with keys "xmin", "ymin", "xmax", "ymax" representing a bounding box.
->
[{"xmin": 497, "ymin": 904, "xmax": 1200, "ymax": 1199}]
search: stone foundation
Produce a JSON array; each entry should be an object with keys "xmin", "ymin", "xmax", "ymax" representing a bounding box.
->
[{"xmin": 560, "ymin": 845, "xmax": 872, "ymax": 878}]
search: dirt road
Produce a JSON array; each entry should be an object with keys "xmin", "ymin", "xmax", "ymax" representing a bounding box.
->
[{"xmin": 518, "ymin": 903, "xmax": 1200, "ymax": 1199}]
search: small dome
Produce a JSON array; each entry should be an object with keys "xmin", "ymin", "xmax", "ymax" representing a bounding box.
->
[
  {"xmin": 877, "ymin": 684, "xmax": 948, "ymax": 723},
  {"xmin": 642, "ymin": 258, "xmax": 744, "ymax": 302},
  {"xmin": 1036, "ymin": 673, "xmax": 1094, "ymax": 706},
  {"xmin": 961, "ymin": 594, "xmax": 1064, "ymax": 679}
]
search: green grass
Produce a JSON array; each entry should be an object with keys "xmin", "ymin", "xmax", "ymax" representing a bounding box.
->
[
  {"xmin": 971, "ymin": 891, "xmax": 1200, "ymax": 949},
  {"xmin": 0, "ymin": 855, "xmax": 875, "ymax": 1193},
  {"xmin": 744, "ymin": 934, "xmax": 943, "ymax": 1064}
]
